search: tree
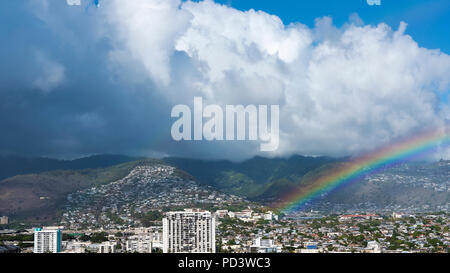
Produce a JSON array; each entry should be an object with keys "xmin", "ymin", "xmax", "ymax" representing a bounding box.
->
[{"xmin": 90, "ymin": 232, "xmax": 108, "ymax": 243}]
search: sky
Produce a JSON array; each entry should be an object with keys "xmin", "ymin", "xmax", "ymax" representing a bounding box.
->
[
  {"xmin": 213, "ymin": 0, "xmax": 450, "ymax": 52},
  {"xmin": 0, "ymin": 0, "xmax": 449, "ymax": 160}
]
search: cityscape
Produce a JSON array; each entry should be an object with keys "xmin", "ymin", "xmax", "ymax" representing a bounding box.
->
[{"xmin": 1, "ymin": 208, "xmax": 449, "ymax": 253}]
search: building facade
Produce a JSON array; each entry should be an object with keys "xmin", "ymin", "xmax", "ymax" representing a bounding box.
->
[
  {"xmin": 126, "ymin": 234, "xmax": 153, "ymax": 253},
  {"xmin": 163, "ymin": 209, "xmax": 215, "ymax": 253},
  {"xmin": 33, "ymin": 227, "xmax": 62, "ymax": 253},
  {"xmin": 0, "ymin": 216, "xmax": 8, "ymax": 225},
  {"xmin": 250, "ymin": 237, "xmax": 281, "ymax": 253},
  {"xmin": 98, "ymin": 242, "xmax": 116, "ymax": 253}
]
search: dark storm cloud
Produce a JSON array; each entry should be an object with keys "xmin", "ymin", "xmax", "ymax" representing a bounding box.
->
[
  {"xmin": 0, "ymin": 1, "xmax": 173, "ymax": 158},
  {"xmin": 0, "ymin": 1, "xmax": 248, "ymax": 160}
]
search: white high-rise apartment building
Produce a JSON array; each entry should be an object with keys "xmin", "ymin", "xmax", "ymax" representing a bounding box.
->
[
  {"xmin": 33, "ymin": 227, "xmax": 62, "ymax": 253},
  {"xmin": 163, "ymin": 209, "xmax": 216, "ymax": 253}
]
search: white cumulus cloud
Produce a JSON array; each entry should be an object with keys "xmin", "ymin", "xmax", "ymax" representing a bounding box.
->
[{"xmin": 103, "ymin": 0, "xmax": 450, "ymax": 158}]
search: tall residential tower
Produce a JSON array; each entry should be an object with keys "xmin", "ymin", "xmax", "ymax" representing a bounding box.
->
[
  {"xmin": 33, "ymin": 227, "xmax": 62, "ymax": 253},
  {"xmin": 163, "ymin": 209, "xmax": 215, "ymax": 253}
]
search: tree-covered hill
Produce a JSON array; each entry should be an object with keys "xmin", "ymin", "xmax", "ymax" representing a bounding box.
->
[
  {"xmin": 0, "ymin": 154, "xmax": 140, "ymax": 181},
  {"xmin": 163, "ymin": 155, "xmax": 339, "ymax": 199}
]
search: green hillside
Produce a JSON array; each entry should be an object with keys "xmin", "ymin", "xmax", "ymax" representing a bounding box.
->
[
  {"xmin": 282, "ymin": 160, "xmax": 450, "ymax": 210},
  {"xmin": 163, "ymin": 155, "xmax": 339, "ymax": 199},
  {"xmin": 0, "ymin": 154, "xmax": 139, "ymax": 181},
  {"xmin": 0, "ymin": 159, "xmax": 161, "ymax": 223}
]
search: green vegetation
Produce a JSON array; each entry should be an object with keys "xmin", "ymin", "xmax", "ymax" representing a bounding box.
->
[
  {"xmin": 0, "ymin": 159, "xmax": 163, "ymax": 222},
  {"xmin": 0, "ymin": 234, "xmax": 33, "ymax": 242},
  {"xmin": 135, "ymin": 210, "xmax": 163, "ymax": 227},
  {"xmin": 164, "ymin": 155, "xmax": 337, "ymax": 200},
  {"xmin": 0, "ymin": 154, "xmax": 139, "ymax": 181},
  {"xmin": 87, "ymin": 232, "xmax": 109, "ymax": 243}
]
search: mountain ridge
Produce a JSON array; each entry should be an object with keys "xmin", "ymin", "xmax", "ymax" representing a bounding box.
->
[
  {"xmin": 0, "ymin": 155, "xmax": 448, "ymax": 224},
  {"xmin": 163, "ymin": 155, "xmax": 339, "ymax": 198},
  {"xmin": 0, "ymin": 154, "xmax": 141, "ymax": 181}
]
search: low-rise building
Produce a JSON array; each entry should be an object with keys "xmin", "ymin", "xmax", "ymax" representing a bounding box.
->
[
  {"xmin": 250, "ymin": 237, "xmax": 281, "ymax": 253},
  {"xmin": 98, "ymin": 241, "xmax": 116, "ymax": 253},
  {"xmin": 0, "ymin": 216, "xmax": 9, "ymax": 225}
]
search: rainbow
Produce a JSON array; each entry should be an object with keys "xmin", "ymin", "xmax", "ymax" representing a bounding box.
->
[{"xmin": 274, "ymin": 126, "xmax": 450, "ymax": 214}]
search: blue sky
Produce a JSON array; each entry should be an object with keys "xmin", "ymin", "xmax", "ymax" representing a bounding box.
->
[
  {"xmin": 210, "ymin": 0, "xmax": 450, "ymax": 110},
  {"xmin": 211, "ymin": 0, "xmax": 450, "ymax": 53}
]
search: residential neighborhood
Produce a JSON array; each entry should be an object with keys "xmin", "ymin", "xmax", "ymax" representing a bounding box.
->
[{"xmin": 1, "ymin": 209, "xmax": 448, "ymax": 253}]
